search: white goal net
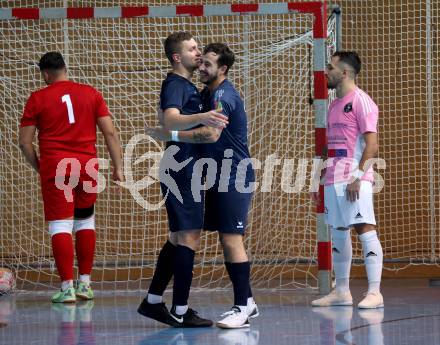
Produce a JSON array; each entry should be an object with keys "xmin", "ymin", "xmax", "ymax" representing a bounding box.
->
[{"xmin": 0, "ymin": 2, "xmax": 338, "ymax": 291}]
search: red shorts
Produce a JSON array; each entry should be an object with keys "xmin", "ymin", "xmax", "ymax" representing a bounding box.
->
[{"xmin": 39, "ymin": 156, "xmax": 98, "ymax": 221}]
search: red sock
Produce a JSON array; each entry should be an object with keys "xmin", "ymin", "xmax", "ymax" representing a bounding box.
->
[
  {"xmin": 75, "ymin": 230, "xmax": 96, "ymax": 275},
  {"xmin": 51, "ymin": 233, "xmax": 74, "ymax": 281}
]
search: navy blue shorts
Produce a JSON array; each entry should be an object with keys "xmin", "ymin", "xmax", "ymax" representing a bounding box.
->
[
  {"xmin": 161, "ymin": 183, "xmax": 204, "ymax": 232},
  {"xmin": 203, "ymin": 191, "xmax": 253, "ymax": 234}
]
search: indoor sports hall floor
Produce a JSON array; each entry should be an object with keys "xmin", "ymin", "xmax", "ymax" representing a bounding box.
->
[{"xmin": 0, "ymin": 279, "xmax": 439, "ymax": 345}]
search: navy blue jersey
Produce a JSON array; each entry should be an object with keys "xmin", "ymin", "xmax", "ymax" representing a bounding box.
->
[
  {"xmin": 160, "ymin": 73, "xmax": 203, "ymax": 116},
  {"xmin": 201, "ymin": 79, "xmax": 255, "ymax": 191},
  {"xmin": 160, "ymin": 73, "xmax": 203, "ymax": 183}
]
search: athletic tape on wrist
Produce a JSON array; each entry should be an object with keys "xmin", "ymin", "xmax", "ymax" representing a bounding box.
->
[{"xmin": 171, "ymin": 131, "xmax": 179, "ymax": 142}]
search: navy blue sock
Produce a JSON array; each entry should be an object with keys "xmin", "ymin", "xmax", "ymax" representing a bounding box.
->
[
  {"xmin": 172, "ymin": 245, "xmax": 195, "ymax": 306},
  {"xmin": 226, "ymin": 262, "xmax": 253, "ymax": 300},
  {"xmin": 225, "ymin": 261, "xmax": 250, "ymax": 306},
  {"xmin": 148, "ymin": 240, "xmax": 176, "ymax": 296}
]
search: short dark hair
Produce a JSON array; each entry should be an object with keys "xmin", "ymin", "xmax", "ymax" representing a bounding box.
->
[
  {"xmin": 203, "ymin": 43, "xmax": 235, "ymax": 74},
  {"xmin": 38, "ymin": 52, "xmax": 66, "ymax": 71},
  {"xmin": 164, "ymin": 31, "xmax": 193, "ymax": 64},
  {"xmin": 332, "ymin": 51, "xmax": 361, "ymax": 75}
]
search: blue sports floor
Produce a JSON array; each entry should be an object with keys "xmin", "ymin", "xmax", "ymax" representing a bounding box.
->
[{"xmin": 0, "ymin": 279, "xmax": 439, "ymax": 345}]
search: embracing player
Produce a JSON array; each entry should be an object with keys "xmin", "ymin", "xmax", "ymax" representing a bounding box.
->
[
  {"xmin": 137, "ymin": 32, "xmax": 227, "ymax": 328},
  {"xmin": 147, "ymin": 43, "xmax": 258, "ymax": 329}
]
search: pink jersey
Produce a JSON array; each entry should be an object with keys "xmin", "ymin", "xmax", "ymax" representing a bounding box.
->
[{"xmin": 324, "ymin": 87, "xmax": 378, "ymax": 185}]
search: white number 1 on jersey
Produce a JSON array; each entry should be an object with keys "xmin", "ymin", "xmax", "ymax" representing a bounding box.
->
[{"xmin": 61, "ymin": 94, "xmax": 75, "ymax": 124}]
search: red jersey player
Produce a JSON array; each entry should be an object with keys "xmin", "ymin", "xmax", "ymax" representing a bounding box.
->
[{"xmin": 18, "ymin": 52, "xmax": 123, "ymax": 303}]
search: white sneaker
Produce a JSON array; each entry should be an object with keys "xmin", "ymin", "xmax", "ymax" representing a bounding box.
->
[
  {"xmin": 358, "ymin": 292, "xmax": 384, "ymax": 309},
  {"xmin": 217, "ymin": 306, "xmax": 250, "ymax": 329},
  {"xmin": 247, "ymin": 299, "xmax": 259, "ymax": 319},
  {"xmin": 311, "ymin": 290, "xmax": 353, "ymax": 307}
]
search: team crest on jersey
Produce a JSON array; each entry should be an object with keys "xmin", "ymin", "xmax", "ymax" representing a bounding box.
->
[
  {"xmin": 214, "ymin": 100, "xmax": 223, "ymax": 112},
  {"xmin": 344, "ymin": 102, "xmax": 353, "ymax": 113},
  {"xmin": 214, "ymin": 89, "xmax": 225, "ymax": 113}
]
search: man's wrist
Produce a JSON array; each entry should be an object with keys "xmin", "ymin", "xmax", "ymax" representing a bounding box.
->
[
  {"xmin": 353, "ymin": 169, "xmax": 364, "ymax": 180},
  {"xmin": 171, "ymin": 130, "xmax": 179, "ymax": 142},
  {"xmin": 197, "ymin": 113, "xmax": 203, "ymax": 125}
]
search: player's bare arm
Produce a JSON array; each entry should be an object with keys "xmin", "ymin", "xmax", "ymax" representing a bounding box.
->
[
  {"xmin": 97, "ymin": 116, "xmax": 123, "ymax": 182},
  {"xmin": 358, "ymin": 132, "xmax": 379, "ymax": 173},
  {"xmin": 346, "ymin": 132, "xmax": 378, "ymax": 202},
  {"xmin": 162, "ymin": 107, "xmax": 228, "ymax": 131},
  {"xmin": 18, "ymin": 125, "xmax": 39, "ymax": 173},
  {"xmin": 146, "ymin": 125, "xmax": 222, "ymax": 144}
]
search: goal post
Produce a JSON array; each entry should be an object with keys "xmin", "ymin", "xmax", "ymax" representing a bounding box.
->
[{"xmin": 0, "ymin": 2, "xmax": 339, "ymax": 292}]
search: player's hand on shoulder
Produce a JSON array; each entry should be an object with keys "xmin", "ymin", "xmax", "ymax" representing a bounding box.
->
[
  {"xmin": 199, "ymin": 111, "xmax": 228, "ymax": 129},
  {"xmin": 145, "ymin": 125, "xmax": 171, "ymax": 142}
]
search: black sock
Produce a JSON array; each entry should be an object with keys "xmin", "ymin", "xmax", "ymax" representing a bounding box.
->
[
  {"xmin": 148, "ymin": 240, "xmax": 176, "ymax": 297},
  {"xmin": 225, "ymin": 261, "xmax": 250, "ymax": 306},
  {"xmin": 226, "ymin": 262, "xmax": 253, "ymax": 300},
  {"xmin": 172, "ymin": 245, "xmax": 195, "ymax": 307}
]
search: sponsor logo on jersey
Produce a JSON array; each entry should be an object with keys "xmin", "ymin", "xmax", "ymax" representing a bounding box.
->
[{"xmin": 215, "ymin": 89, "xmax": 225, "ymax": 100}]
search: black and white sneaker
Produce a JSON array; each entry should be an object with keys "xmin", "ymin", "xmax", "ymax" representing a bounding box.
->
[
  {"xmin": 137, "ymin": 298, "xmax": 175, "ymax": 326},
  {"xmin": 217, "ymin": 306, "xmax": 250, "ymax": 329},
  {"xmin": 169, "ymin": 306, "xmax": 213, "ymax": 328},
  {"xmin": 247, "ymin": 299, "xmax": 259, "ymax": 319}
]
